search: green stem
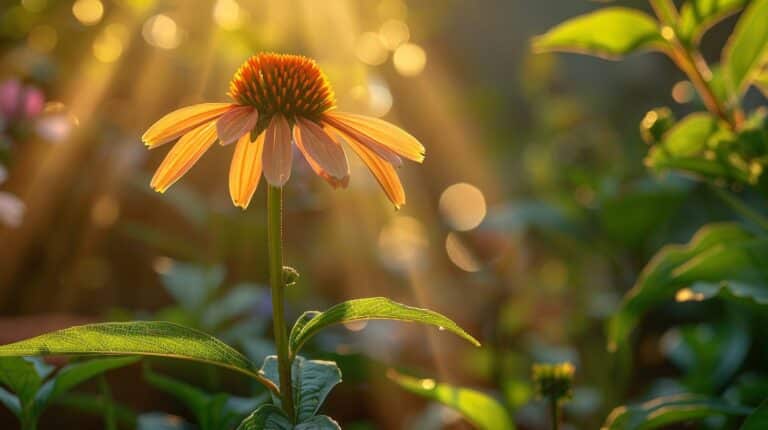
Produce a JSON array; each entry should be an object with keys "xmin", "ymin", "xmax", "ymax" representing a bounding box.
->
[
  {"xmin": 98, "ymin": 376, "xmax": 117, "ymax": 430},
  {"xmin": 550, "ymin": 396, "xmax": 560, "ymax": 430},
  {"xmin": 709, "ymin": 184, "xmax": 768, "ymax": 231},
  {"xmin": 21, "ymin": 415, "xmax": 37, "ymax": 430},
  {"xmin": 649, "ymin": 0, "xmax": 677, "ymax": 25},
  {"xmin": 267, "ymin": 185, "xmax": 295, "ymax": 420},
  {"xmin": 648, "ymin": 0, "xmax": 738, "ymax": 129}
]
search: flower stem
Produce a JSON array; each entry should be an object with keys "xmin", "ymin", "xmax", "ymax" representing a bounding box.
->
[
  {"xmin": 267, "ymin": 185, "xmax": 295, "ymax": 420},
  {"xmin": 550, "ymin": 396, "xmax": 560, "ymax": 430}
]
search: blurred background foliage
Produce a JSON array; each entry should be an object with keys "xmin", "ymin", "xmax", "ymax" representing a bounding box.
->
[{"xmin": 0, "ymin": 0, "xmax": 766, "ymax": 429}]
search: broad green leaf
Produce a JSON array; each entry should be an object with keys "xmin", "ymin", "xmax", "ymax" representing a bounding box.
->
[
  {"xmin": 722, "ymin": 0, "xmax": 768, "ymax": 98},
  {"xmin": 289, "ymin": 297, "xmax": 480, "ymax": 355},
  {"xmin": 237, "ymin": 402, "xmax": 341, "ymax": 429},
  {"xmin": 532, "ymin": 8, "xmax": 666, "ymax": 59},
  {"xmin": 34, "ymin": 356, "xmax": 140, "ymax": 414},
  {"xmin": 262, "ymin": 355, "xmax": 341, "ymax": 422},
  {"xmin": 0, "ymin": 357, "xmax": 42, "ymax": 411},
  {"xmin": 742, "ymin": 399, "xmax": 768, "ymax": 429},
  {"xmin": 388, "ymin": 370, "xmax": 514, "ymax": 430},
  {"xmin": 237, "ymin": 405, "xmax": 292, "ymax": 430},
  {"xmin": 608, "ymin": 223, "xmax": 768, "ymax": 351},
  {"xmin": 294, "ymin": 415, "xmax": 341, "ymax": 429},
  {"xmin": 602, "ymin": 394, "xmax": 751, "ymax": 429},
  {"xmin": 677, "ymin": 0, "xmax": 748, "ymax": 44},
  {"xmin": 0, "ymin": 321, "xmax": 275, "ymax": 391}
]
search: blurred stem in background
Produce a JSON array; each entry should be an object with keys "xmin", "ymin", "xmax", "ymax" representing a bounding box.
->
[
  {"xmin": 550, "ymin": 396, "xmax": 560, "ymax": 430},
  {"xmin": 267, "ymin": 185, "xmax": 295, "ymax": 419}
]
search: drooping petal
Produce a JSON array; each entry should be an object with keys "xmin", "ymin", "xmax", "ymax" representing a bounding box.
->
[
  {"xmin": 142, "ymin": 103, "xmax": 234, "ymax": 148},
  {"xmin": 331, "ymin": 128, "xmax": 405, "ymax": 208},
  {"xmin": 294, "ymin": 117, "xmax": 349, "ymax": 187},
  {"xmin": 322, "ymin": 115, "xmax": 403, "ymax": 167},
  {"xmin": 150, "ymin": 121, "xmax": 218, "ymax": 193},
  {"xmin": 217, "ymin": 105, "xmax": 259, "ymax": 146},
  {"xmin": 229, "ymin": 131, "xmax": 264, "ymax": 209},
  {"xmin": 324, "ymin": 111, "xmax": 425, "ymax": 162},
  {"xmin": 261, "ymin": 114, "xmax": 293, "ymax": 186}
]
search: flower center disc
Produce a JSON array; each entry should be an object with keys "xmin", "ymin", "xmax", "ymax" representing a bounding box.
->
[{"xmin": 228, "ymin": 53, "xmax": 336, "ymax": 123}]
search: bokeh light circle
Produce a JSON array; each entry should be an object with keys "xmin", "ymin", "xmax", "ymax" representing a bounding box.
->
[
  {"xmin": 393, "ymin": 43, "xmax": 426, "ymax": 76},
  {"xmin": 438, "ymin": 182, "xmax": 487, "ymax": 231}
]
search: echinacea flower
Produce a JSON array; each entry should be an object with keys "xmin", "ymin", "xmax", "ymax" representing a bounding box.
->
[{"xmin": 142, "ymin": 53, "xmax": 425, "ymax": 209}]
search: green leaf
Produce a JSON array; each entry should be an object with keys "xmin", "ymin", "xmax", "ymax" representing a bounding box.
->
[
  {"xmin": 655, "ymin": 112, "xmax": 719, "ymax": 158},
  {"xmin": 742, "ymin": 399, "xmax": 768, "ymax": 429},
  {"xmin": 237, "ymin": 404, "xmax": 342, "ymax": 430},
  {"xmin": 388, "ymin": 370, "xmax": 514, "ymax": 430},
  {"xmin": 0, "ymin": 357, "xmax": 43, "ymax": 411},
  {"xmin": 599, "ymin": 182, "xmax": 687, "ymax": 248},
  {"xmin": 602, "ymin": 394, "xmax": 751, "ymax": 429},
  {"xmin": 34, "ymin": 356, "xmax": 140, "ymax": 414},
  {"xmin": 144, "ymin": 366, "xmax": 265, "ymax": 430},
  {"xmin": 644, "ymin": 112, "xmax": 734, "ymax": 181},
  {"xmin": 55, "ymin": 393, "xmax": 138, "ymax": 428},
  {"xmin": 661, "ymin": 317, "xmax": 749, "ymax": 392},
  {"xmin": 532, "ymin": 8, "xmax": 666, "ymax": 59},
  {"xmin": 677, "ymin": 0, "xmax": 748, "ymax": 44},
  {"xmin": 691, "ymin": 280, "xmax": 768, "ymax": 305},
  {"xmin": 138, "ymin": 412, "xmax": 195, "ymax": 430},
  {"xmin": 0, "ymin": 321, "xmax": 275, "ymax": 391},
  {"xmin": 162, "ymin": 263, "xmax": 224, "ymax": 312},
  {"xmin": 756, "ymin": 68, "xmax": 768, "ymax": 97},
  {"xmin": 144, "ymin": 368, "xmax": 212, "ymax": 426},
  {"xmin": 202, "ymin": 284, "xmax": 266, "ymax": 329},
  {"xmin": 608, "ymin": 223, "xmax": 768, "ymax": 351},
  {"xmin": 262, "ymin": 355, "xmax": 341, "ymax": 422},
  {"xmin": 722, "ymin": 0, "xmax": 768, "ymax": 99},
  {"xmin": 289, "ymin": 297, "xmax": 480, "ymax": 355},
  {"xmin": 294, "ymin": 416, "xmax": 340, "ymax": 429},
  {"xmin": 237, "ymin": 405, "xmax": 292, "ymax": 430},
  {"xmin": 0, "ymin": 387, "xmax": 20, "ymax": 416}
]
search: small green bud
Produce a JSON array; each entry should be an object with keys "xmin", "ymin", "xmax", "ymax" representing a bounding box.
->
[
  {"xmin": 640, "ymin": 107, "xmax": 676, "ymax": 145},
  {"xmin": 282, "ymin": 266, "xmax": 300, "ymax": 286},
  {"xmin": 532, "ymin": 362, "xmax": 575, "ymax": 402}
]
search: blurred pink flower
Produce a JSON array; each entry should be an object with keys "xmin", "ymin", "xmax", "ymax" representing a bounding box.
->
[{"xmin": 0, "ymin": 79, "xmax": 44, "ymax": 120}]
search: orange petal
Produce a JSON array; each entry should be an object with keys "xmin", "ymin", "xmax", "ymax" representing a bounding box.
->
[
  {"xmin": 150, "ymin": 121, "xmax": 218, "ymax": 193},
  {"xmin": 261, "ymin": 114, "xmax": 293, "ymax": 186},
  {"xmin": 335, "ymin": 129, "xmax": 406, "ymax": 208},
  {"xmin": 322, "ymin": 115, "xmax": 403, "ymax": 167},
  {"xmin": 142, "ymin": 103, "xmax": 234, "ymax": 148},
  {"xmin": 294, "ymin": 118, "xmax": 349, "ymax": 185},
  {"xmin": 324, "ymin": 111, "xmax": 425, "ymax": 162},
  {"xmin": 217, "ymin": 105, "xmax": 259, "ymax": 146},
  {"xmin": 229, "ymin": 131, "xmax": 264, "ymax": 209}
]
